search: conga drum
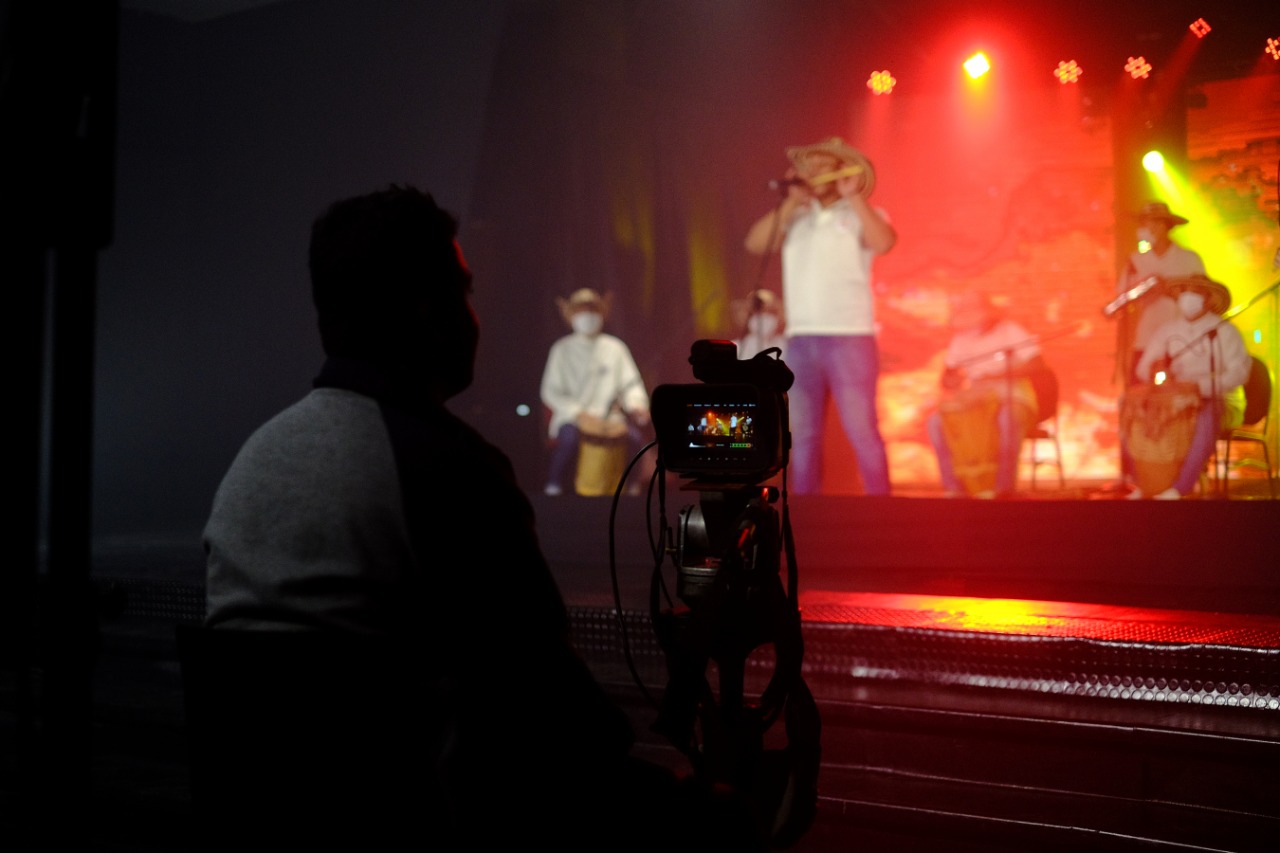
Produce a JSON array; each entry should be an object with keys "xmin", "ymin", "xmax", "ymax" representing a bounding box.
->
[
  {"xmin": 1121, "ymin": 382, "xmax": 1200, "ymax": 495},
  {"xmin": 574, "ymin": 414, "xmax": 628, "ymax": 497},
  {"xmin": 939, "ymin": 389, "xmax": 1001, "ymax": 496}
]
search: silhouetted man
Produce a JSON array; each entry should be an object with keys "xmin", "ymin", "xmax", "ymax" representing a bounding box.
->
[{"xmin": 202, "ymin": 186, "xmax": 762, "ymax": 850}]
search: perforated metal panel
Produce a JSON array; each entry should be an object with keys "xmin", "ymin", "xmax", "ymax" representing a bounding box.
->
[{"xmin": 570, "ymin": 599, "xmax": 1280, "ymax": 713}]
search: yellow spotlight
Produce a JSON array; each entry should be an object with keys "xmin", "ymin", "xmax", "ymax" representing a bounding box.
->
[
  {"xmin": 1142, "ymin": 150, "xmax": 1165, "ymax": 172},
  {"xmin": 964, "ymin": 52, "xmax": 991, "ymax": 79}
]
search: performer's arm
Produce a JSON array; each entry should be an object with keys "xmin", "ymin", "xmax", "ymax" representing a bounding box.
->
[
  {"xmin": 1214, "ymin": 325, "xmax": 1251, "ymax": 392},
  {"xmin": 744, "ymin": 192, "xmax": 807, "ymax": 255},
  {"xmin": 1133, "ymin": 337, "xmax": 1164, "ymax": 383},
  {"xmin": 845, "ymin": 189, "xmax": 896, "ymax": 254},
  {"xmin": 616, "ymin": 345, "xmax": 651, "ymax": 427},
  {"xmin": 540, "ymin": 345, "xmax": 583, "ymax": 424}
]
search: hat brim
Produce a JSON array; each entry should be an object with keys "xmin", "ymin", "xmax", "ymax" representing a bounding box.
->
[
  {"xmin": 1164, "ymin": 275, "xmax": 1231, "ymax": 315},
  {"xmin": 786, "ymin": 138, "xmax": 876, "ymax": 198},
  {"xmin": 1134, "ymin": 209, "xmax": 1189, "ymax": 226}
]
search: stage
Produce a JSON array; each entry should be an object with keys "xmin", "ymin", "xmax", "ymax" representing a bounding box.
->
[{"xmin": 536, "ymin": 490, "xmax": 1280, "ymax": 616}]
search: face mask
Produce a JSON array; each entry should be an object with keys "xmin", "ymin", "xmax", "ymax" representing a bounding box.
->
[
  {"xmin": 571, "ymin": 311, "xmax": 603, "ymax": 336},
  {"xmin": 747, "ymin": 314, "xmax": 779, "ymax": 337},
  {"xmin": 1136, "ymin": 227, "xmax": 1155, "ymax": 244},
  {"xmin": 1177, "ymin": 291, "xmax": 1206, "ymax": 319}
]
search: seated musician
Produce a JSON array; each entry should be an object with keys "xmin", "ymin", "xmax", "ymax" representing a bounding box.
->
[
  {"xmin": 927, "ymin": 292, "xmax": 1047, "ymax": 498},
  {"xmin": 1125, "ymin": 274, "xmax": 1250, "ymax": 500},
  {"xmin": 731, "ymin": 288, "xmax": 786, "ymax": 361},
  {"xmin": 540, "ymin": 287, "xmax": 651, "ymax": 496}
]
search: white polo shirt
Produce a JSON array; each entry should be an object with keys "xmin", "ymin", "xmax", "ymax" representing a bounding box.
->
[{"xmin": 781, "ymin": 198, "xmax": 885, "ymax": 336}]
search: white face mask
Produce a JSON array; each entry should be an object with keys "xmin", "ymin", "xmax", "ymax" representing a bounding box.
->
[
  {"xmin": 747, "ymin": 314, "xmax": 779, "ymax": 338},
  {"xmin": 571, "ymin": 311, "xmax": 603, "ymax": 336},
  {"xmin": 1177, "ymin": 291, "xmax": 1206, "ymax": 319},
  {"xmin": 1136, "ymin": 226, "xmax": 1155, "ymax": 245}
]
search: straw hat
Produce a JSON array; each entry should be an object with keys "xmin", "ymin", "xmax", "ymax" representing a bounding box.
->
[
  {"xmin": 1134, "ymin": 201, "xmax": 1189, "ymax": 227},
  {"xmin": 1164, "ymin": 274, "xmax": 1231, "ymax": 315},
  {"xmin": 785, "ymin": 137, "xmax": 877, "ymax": 197},
  {"xmin": 556, "ymin": 288, "xmax": 612, "ymax": 325}
]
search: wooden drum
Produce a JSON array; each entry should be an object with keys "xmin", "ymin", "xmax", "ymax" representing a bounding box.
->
[
  {"xmin": 574, "ymin": 414, "xmax": 628, "ymax": 497},
  {"xmin": 939, "ymin": 389, "xmax": 1001, "ymax": 496},
  {"xmin": 1121, "ymin": 382, "xmax": 1200, "ymax": 495}
]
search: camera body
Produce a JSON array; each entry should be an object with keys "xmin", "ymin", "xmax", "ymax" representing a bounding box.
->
[{"xmin": 650, "ymin": 340, "xmax": 792, "ymax": 485}]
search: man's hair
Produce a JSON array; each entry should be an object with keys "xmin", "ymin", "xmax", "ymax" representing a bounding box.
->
[{"xmin": 309, "ymin": 185, "xmax": 460, "ymax": 357}]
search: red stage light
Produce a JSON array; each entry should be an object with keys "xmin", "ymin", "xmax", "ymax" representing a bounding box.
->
[
  {"xmin": 1125, "ymin": 55, "xmax": 1152, "ymax": 79},
  {"xmin": 1267, "ymin": 38, "xmax": 1280, "ymax": 61},
  {"xmin": 1053, "ymin": 60, "xmax": 1082, "ymax": 84},
  {"xmin": 867, "ymin": 70, "xmax": 896, "ymax": 95},
  {"xmin": 1189, "ymin": 18, "xmax": 1211, "ymax": 38}
]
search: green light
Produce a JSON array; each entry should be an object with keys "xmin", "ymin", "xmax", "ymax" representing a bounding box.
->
[{"xmin": 1142, "ymin": 150, "xmax": 1165, "ymax": 172}]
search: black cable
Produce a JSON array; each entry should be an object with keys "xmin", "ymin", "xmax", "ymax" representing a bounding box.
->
[{"xmin": 608, "ymin": 440, "xmax": 661, "ymax": 709}]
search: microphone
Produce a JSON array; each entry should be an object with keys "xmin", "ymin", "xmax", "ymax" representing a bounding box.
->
[
  {"xmin": 1102, "ymin": 275, "xmax": 1161, "ymax": 317},
  {"xmin": 768, "ymin": 176, "xmax": 806, "ymax": 193}
]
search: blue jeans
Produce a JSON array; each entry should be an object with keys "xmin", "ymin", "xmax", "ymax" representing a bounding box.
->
[{"xmin": 785, "ymin": 335, "xmax": 890, "ymax": 495}]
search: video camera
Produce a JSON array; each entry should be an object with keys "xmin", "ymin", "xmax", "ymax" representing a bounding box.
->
[
  {"xmin": 642, "ymin": 341, "xmax": 818, "ymax": 847},
  {"xmin": 650, "ymin": 340, "xmax": 793, "ymax": 605},
  {"xmin": 650, "ymin": 339, "xmax": 792, "ymax": 486}
]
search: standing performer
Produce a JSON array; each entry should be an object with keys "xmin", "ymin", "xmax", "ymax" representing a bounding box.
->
[
  {"xmin": 926, "ymin": 293, "xmax": 1047, "ymax": 498},
  {"xmin": 1125, "ymin": 275, "xmax": 1250, "ymax": 500},
  {"xmin": 1116, "ymin": 201, "xmax": 1207, "ymax": 382},
  {"xmin": 744, "ymin": 137, "xmax": 897, "ymax": 495}
]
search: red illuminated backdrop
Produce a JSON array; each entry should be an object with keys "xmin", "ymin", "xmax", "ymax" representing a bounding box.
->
[{"xmin": 747, "ymin": 72, "xmax": 1279, "ymax": 493}]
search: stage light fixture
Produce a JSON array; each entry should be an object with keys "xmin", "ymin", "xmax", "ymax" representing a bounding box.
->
[
  {"xmin": 1053, "ymin": 60, "xmax": 1082, "ymax": 84},
  {"xmin": 964, "ymin": 53, "xmax": 990, "ymax": 79},
  {"xmin": 1267, "ymin": 38, "xmax": 1279, "ymax": 61},
  {"xmin": 867, "ymin": 70, "xmax": 896, "ymax": 95},
  {"xmin": 1142, "ymin": 150, "xmax": 1165, "ymax": 172},
  {"xmin": 1189, "ymin": 18, "xmax": 1211, "ymax": 38},
  {"xmin": 1125, "ymin": 56, "xmax": 1152, "ymax": 79}
]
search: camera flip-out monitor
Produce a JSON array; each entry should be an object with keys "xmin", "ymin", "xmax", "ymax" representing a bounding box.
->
[
  {"xmin": 652, "ymin": 383, "xmax": 786, "ymax": 481},
  {"xmin": 651, "ymin": 340, "xmax": 791, "ymax": 484}
]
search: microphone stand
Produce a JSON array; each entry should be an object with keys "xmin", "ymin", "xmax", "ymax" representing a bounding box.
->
[
  {"xmin": 1209, "ymin": 327, "xmax": 1220, "ymax": 496},
  {"xmin": 748, "ymin": 294, "xmax": 765, "ymax": 359}
]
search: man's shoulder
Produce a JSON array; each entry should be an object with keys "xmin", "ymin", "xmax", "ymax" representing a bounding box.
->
[
  {"xmin": 1165, "ymin": 244, "xmax": 1206, "ymax": 271},
  {"xmin": 596, "ymin": 332, "xmax": 628, "ymax": 349},
  {"xmin": 240, "ymin": 388, "xmax": 374, "ymax": 446}
]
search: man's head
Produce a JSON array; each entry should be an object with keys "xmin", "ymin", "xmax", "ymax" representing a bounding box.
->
[
  {"xmin": 1135, "ymin": 201, "xmax": 1188, "ymax": 253},
  {"xmin": 785, "ymin": 137, "xmax": 877, "ymax": 201},
  {"xmin": 309, "ymin": 185, "xmax": 477, "ymax": 400},
  {"xmin": 1165, "ymin": 274, "xmax": 1231, "ymax": 322},
  {"xmin": 556, "ymin": 288, "xmax": 610, "ymax": 337},
  {"xmin": 949, "ymin": 291, "xmax": 998, "ymax": 333}
]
